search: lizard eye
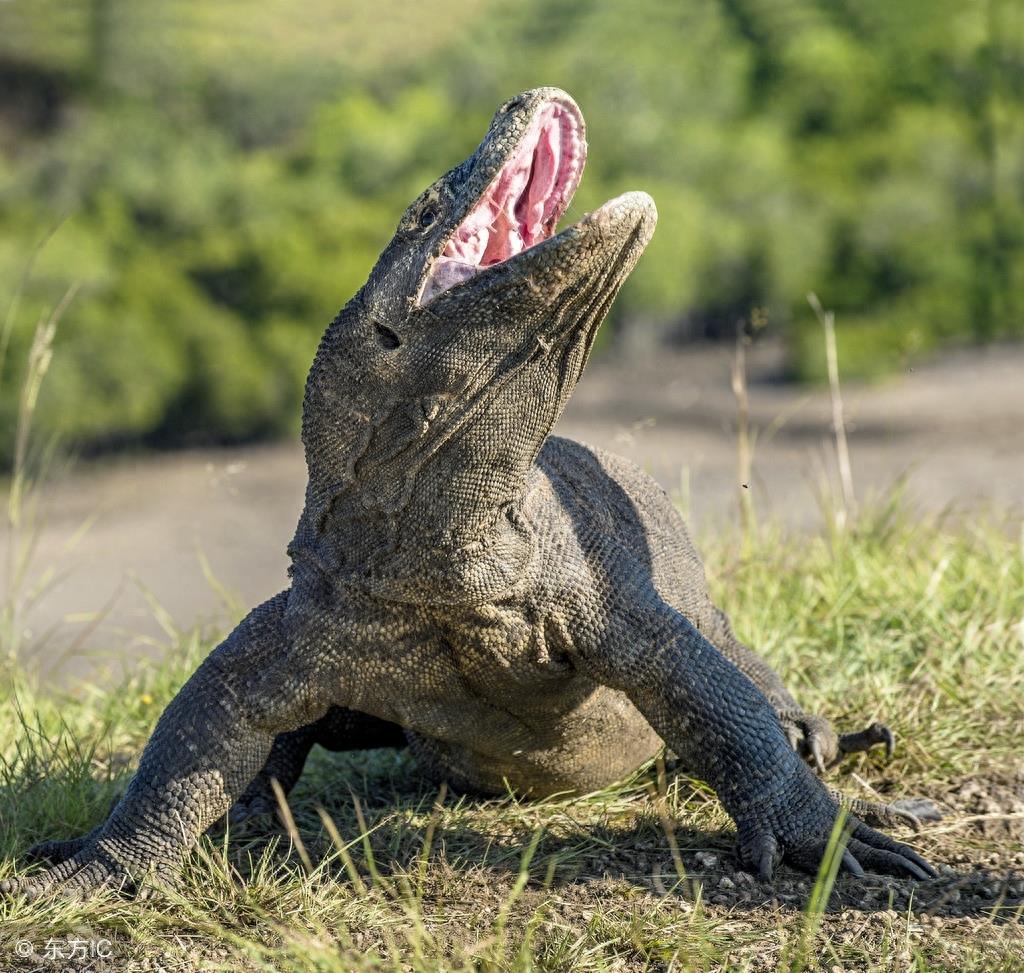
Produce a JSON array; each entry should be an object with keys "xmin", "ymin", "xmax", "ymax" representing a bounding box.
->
[{"xmin": 418, "ymin": 205, "xmax": 439, "ymax": 229}]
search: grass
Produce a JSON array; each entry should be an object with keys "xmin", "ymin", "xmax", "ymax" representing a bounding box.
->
[{"xmin": 0, "ymin": 506, "xmax": 1022, "ymax": 971}]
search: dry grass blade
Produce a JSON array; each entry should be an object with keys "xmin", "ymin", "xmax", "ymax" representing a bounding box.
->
[
  {"xmin": 270, "ymin": 776, "xmax": 313, "ymax": 874},
  {"xmin": 316, "ymin": 804, "xmax": 367, "ymax": 894},
  {"xmin": 3, "ymin": 281, "xmax": 79, "ymax": 664}
]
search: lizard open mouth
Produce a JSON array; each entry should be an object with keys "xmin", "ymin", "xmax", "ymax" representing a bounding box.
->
[{"xmin": 419, "ymin": 99, "xmax": 586, "ymax": 305}]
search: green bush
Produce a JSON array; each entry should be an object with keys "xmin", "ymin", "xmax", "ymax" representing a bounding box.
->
[{"xmin": 0, "ymin": 0, "xmax": 1021, "ymax": 460}]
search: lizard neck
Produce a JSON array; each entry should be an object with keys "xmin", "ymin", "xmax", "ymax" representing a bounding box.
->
[{"xmin": 295, "ymin": 446, "xmax": 540, "ymax": 606}]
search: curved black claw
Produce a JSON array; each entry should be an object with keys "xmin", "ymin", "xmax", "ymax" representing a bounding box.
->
[
  {"xmin": 840, "ymin": 848, "xmax": 865, "ymax": 878},
  {"xmin": 747, "ymin": 832, "xmax": 781, "ymax": 882},
  {"xmin": 839, "ymin": 722, "xmax": 894, "ymax": 761}
]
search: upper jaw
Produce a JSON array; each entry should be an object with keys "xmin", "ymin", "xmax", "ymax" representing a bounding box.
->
[{"xmin": 416, "ymin": 88, "xmax": 587, "ymax": 307}]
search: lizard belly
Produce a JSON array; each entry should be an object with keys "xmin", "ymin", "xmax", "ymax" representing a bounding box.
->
[{"xmin": 405, "ymin": 685, "xmax": 662, "ymax": 797}]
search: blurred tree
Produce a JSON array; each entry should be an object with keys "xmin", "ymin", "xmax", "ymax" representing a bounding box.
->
[{"xmin": 0, "ymin": 0, "xmax": 1021, "ymax": 460}]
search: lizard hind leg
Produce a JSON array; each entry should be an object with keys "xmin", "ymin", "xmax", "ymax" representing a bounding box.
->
[{"xmin": 226, "ymin": 707, "xmax": 407, "ymax": 825}]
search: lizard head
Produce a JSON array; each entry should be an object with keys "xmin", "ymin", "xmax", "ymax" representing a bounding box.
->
[{"xmin": 304, "ymin": 88, "xmax": 656, "ymax": 543}]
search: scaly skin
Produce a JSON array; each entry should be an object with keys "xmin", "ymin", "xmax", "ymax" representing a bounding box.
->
[{"xmin": 3, "ymin": 88, "xmax": 935, "ymax": 899}]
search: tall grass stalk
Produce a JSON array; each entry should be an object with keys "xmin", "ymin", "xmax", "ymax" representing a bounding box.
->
[
  {"xmin": 780, "ymin": 808, "xmax": 851, "ymax": 972},
  {"xmin": 730, "ymin": 318, "xmax": 755, "ymax": 542},
  {"xmin": 807, "ymin": 293, "xmax": 856, "ymax": 530},
  {"xmin": 3, "ymin": 283, "xmax": 78, "ymax": 664}
]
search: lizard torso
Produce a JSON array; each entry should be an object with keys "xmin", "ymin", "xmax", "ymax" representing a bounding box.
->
[{"xmin": 284, "ymin": 436, "xmax": 727, "ymax": 796}]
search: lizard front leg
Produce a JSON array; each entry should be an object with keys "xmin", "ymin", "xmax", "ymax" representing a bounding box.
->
[
  {"xmin": 703, "ymin": 611, "xmax": 940, "ymax": 828},
  {"xmin": 2, "ymin": 591, "xmax": 327, "ymax": 900},
  {"xmin": 574, "ymin": 587, "xmax": 935, "ymax": 881}
]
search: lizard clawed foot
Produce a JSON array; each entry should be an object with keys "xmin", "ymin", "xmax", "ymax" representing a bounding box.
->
[
  {"xmin": 1, "ymin": 831, "xmax": 173, "ymax": 901},
  {"xmin": 226, "ymin": 774, "xmax": 288, "ymax": 827},
  {"xmin": 736, "ymin": 770, "xmax": 937, "ymax": 883},
  {"xmin": 783, "ymin": 714, "xmax": 895, "ymax": 774},
  {"xmin": 782, "ymin": 713, "xmax": 840, "ymax": 773}
]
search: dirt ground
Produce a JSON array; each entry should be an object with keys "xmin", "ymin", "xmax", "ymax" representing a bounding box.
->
[{"xmin": 13, "ymin": 339, "xmax": 1024, "ymax": 687}]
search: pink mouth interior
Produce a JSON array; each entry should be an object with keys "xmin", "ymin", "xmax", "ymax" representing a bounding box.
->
[{"xmin": 419, "ymin": 102, "xmax": 585, "ymax": 304}]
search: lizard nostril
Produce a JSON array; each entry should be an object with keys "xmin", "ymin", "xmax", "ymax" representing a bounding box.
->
[{"xmin": 374, "ymin": 322, "xmax": 401, "ymax": 350}]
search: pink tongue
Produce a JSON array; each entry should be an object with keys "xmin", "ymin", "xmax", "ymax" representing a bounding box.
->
[
  {"xmin": 481, "ymin": 207, "xmax": 522, "ymax": 265},
  {"xmin": 420, "ymin": 256, "xmax": 476, "ymax": 304}
]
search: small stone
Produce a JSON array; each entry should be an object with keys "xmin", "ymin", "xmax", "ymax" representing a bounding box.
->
[
  {"xmin": 695, "ymin": 852, "xmax": 719, "ymax": 869},
  {"xmin": 718, "ymin": 876, "xmax": 735, "ymax": 890},
  {"xmin": 734, "ymin": 870, "xmax": 755, "ymax": 885}
]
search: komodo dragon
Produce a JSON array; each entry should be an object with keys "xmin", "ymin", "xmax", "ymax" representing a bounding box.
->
[{"xmin": 2, "ymin": 87, "xmax": 935, "ymax": 899}]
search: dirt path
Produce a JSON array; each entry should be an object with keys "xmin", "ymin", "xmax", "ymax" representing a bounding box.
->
[{"xmin": 11, "ymin": 340, "xmax": 1023, "ymax": 687}]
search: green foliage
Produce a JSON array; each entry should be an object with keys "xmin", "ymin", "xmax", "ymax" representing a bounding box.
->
[{"xmin": 1, "ymin": 0, "xmax": 1023, "ymax": 457}]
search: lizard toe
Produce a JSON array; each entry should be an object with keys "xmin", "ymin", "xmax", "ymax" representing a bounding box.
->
[
  {"xmin": 839, "ymin": 721, "xmax": 894, "ymax": 761},
  {"xmin": 850, "ymin": 822, "xmax": 937, "ymax": 879},
  {"xmin": 739, "ymin": 830, "xmax": 781, "ymax": 881},
  {"xmin": 24, "ymin": 825, "xmax": 103, "ymax": 866}
]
